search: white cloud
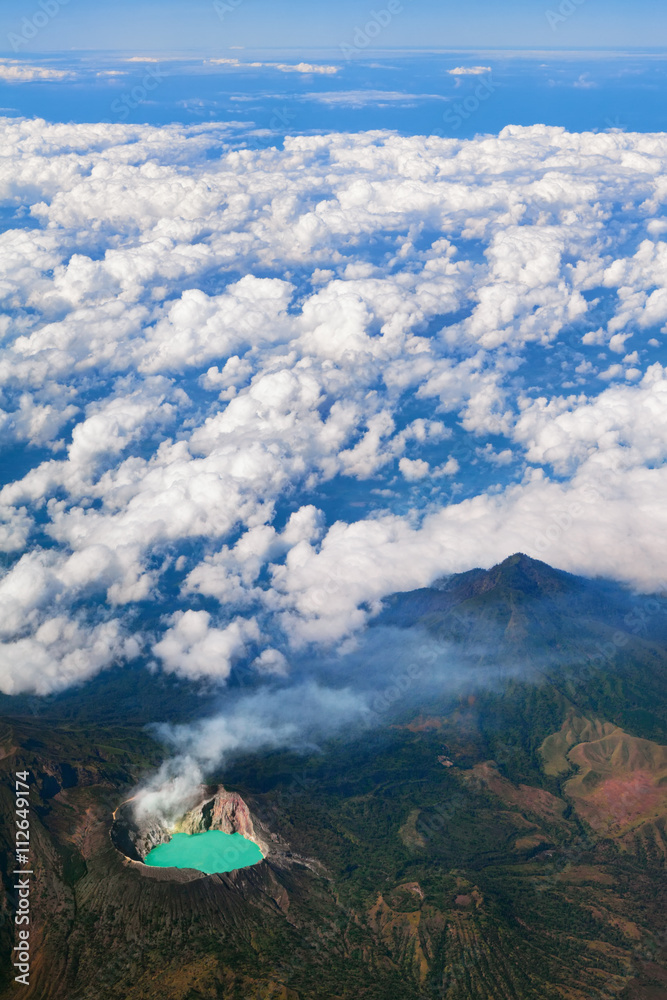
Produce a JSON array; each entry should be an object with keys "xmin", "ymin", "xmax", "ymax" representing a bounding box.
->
[
  {"xmin": 573, "ymin": 74, "xmax": 597, "ymax": 90},
  {"xmin": 153, "ymin": 611, "xmax": 260, "ymax": 681},
  {"xmin": 0, "ymin": 393, "xmax": 78, "ymax": 448},
  {"xmin": 514, "ymin": 364, "xmax": 667, "ymax": 474},
  {"xmin": 208, "ymin": 58, "xmax": 339, "ymax": 75},
  {"xmin": 269, "ymin": 62, "xmax": 339, "ymax": 75},
  {"xmin": 0, "ymin": 61, "xmax": 70, "ymax": 83},
  {"xmin": 437, "ymin": 457, "xmax": 460, "ymax": 476},
  {"xmin": 0, "ymin": 617, "xmax": 138, "ymax": 696},
  {"xmin": 252, "ymin": 648, "xmax": 290, "ymax": 676},
  {"xmin": 399, "ymin": 457, "xmax": 430, "ymax": 481},
  {"xmin": 302, "ymin": 90, "xmax": 447, "ymax": 107},
  {"xmin": 598, "ymin": 363, "xmax": 625, "ymax": 381},
  {"xmin": 447, "ymin": 66, "xmax": 492, "ymax": 76},
  {"xmin": 0, "ymin": 120, "xmax": 666, "ymax": 693}
]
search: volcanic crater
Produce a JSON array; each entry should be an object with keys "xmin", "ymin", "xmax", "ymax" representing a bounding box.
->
[{"xmin": 111, "ymin": 785, "xmax": 271, "ymax": 878}]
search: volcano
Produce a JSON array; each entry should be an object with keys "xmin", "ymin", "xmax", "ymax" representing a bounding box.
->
[
  {"xmin": 2, "ymin": 555, "xmax": 666, "ymax": 999},
  {"xmin": 111, "ymin": 786, "xmax": 270, "ymax": 877}
]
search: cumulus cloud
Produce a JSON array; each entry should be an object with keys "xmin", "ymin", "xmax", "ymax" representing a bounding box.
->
[
  {"xmin": 398, "ymin": 457, "xmax": 430, "ymax": 481},
  {"xmin": 0, "ymin": 61, "xmax": 71, "ymax": 83},
  {"xmin": 252, "ymin": 648, "xmax": 290, "ymax": 676},
  {"xmin": 0, "ymin": 119, "xmax": 666, "ymax": 694},
  {"xmin": 447, "ymin": 66, "xmax": 492, "ymax": 76},
  {"xmin": 0, "ymin": 617, "xmax": 138, "ymax": 696},
  {"xmin": 514, "ymin": 364, "xmax": 667, "ymax": 474},
  {"xmin": 153, "ymin": 611, "xmax": 260, "ymax": 681}
]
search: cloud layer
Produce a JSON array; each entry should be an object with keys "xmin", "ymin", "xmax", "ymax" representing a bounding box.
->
[{"xmin": 1, "ymin": 119, "xmax": 667, "ymax": 694}]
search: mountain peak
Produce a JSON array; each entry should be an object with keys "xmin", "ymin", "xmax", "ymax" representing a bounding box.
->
[
  {"xmin": 483, "ymin": 553, "xmax": 574, "ymax": 595},
  {"xmin": 378, "ymin": 553, "xmax": 587, "ymax": 636},
  {"xmin": 498, "ymin": 552, "xmax": 538, "ymax": 569}
]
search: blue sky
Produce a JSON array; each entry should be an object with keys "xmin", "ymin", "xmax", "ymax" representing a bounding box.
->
[
  {"xmin": 1, "ymin": 50, "xmax": 665, "ymax": 135},
  {"xmin": 0, "ymin": 0, "xmax": 665, "ymax": 53}
]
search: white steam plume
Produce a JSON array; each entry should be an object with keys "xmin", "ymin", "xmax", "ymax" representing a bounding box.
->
[{"xmin": 132, "ymin": 681, "xmax": 373, "ymax": 823}]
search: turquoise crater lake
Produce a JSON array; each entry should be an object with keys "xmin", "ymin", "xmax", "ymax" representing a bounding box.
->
[{"xmin": 144, "ymin": 830, "xmax": 263, "ymax": 875}]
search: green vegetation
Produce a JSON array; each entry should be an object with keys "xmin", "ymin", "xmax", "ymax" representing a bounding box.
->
[{"xmin": 1, "ymin": 555, "xmax": 666, "ymax": 999}]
